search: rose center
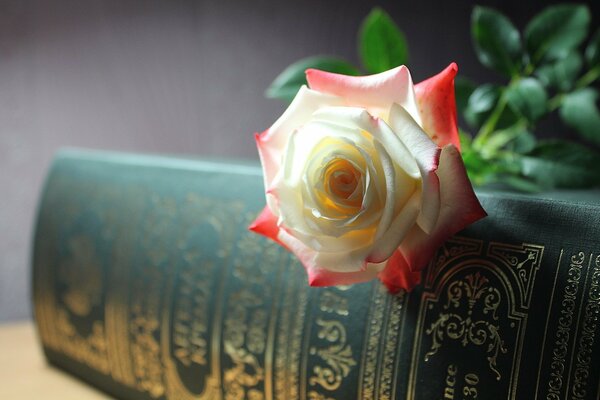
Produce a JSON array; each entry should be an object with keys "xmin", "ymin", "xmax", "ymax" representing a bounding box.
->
[{"xmin": 323, "ymin": 158, "xmax": 362, "ymax": 208}]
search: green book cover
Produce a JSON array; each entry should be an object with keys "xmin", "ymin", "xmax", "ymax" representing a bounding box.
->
[{"xmin": 32, "ymin": 149, "xmax": 600, "ymax": 400}]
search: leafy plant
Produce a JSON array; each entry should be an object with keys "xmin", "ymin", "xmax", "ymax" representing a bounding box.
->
[
  {"xmin": 266, "ymin": 4, "xmax": 600, "ymax": 191},
  {"xmin": 464, "ymin": 4, "xmax": 600, "ymax": 190},
  {"xmin": 265, "ymin": 7, "xmax": 408, "ymax": 101}
]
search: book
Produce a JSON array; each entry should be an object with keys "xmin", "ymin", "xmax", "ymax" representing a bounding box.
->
[{"xmin": 32, "ymin": 149, "xmax": 600, "ymax": 400}]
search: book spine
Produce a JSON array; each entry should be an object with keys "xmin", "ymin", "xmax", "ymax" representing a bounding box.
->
[{"xmin": 32, "ymin": 150, "xmax": 600, "ymax": 400}]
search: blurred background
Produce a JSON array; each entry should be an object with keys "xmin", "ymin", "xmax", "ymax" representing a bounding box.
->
[{"xmin": 1, "ymin": 0, "xmax": 598, "ymax": 322}]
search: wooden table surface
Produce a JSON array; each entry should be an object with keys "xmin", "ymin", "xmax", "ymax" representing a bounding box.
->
[{"xmin": 0, "ymin": 321, "xmax": 111, "ymax": 399}]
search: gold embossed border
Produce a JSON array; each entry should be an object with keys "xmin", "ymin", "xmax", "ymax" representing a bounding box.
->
[
  {"xmin": 357, "ymin": 284, "xmax": 408, "ymax": 400},
  {"xmin": 34, "ymin": 179, "xmax": 126, "ymax": 377},
  {"xmin": 159, "ymin": 195, "xmax": 245, "ymax": 400},
  {"xmin": 534, "ymin": 251, "xmax": 598, "ymax": 400},
  {"xmin": 407, "ymin": 237, "xmax": 544, "ymax": 399}
]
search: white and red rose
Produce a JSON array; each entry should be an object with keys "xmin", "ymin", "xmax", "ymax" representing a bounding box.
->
[{"xmin": 250, "ymin": 63, "xmax": 486, "ymax": 292}]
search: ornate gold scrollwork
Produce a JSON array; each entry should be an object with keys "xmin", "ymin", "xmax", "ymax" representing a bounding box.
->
[
  {"xmin": 309, "ymin": 318, "xmax": 357, "ymax": 391},
  {"xmin": 307, "ymin": 391, "xmax": 335, "ymax": 400},
  {"xmin": 319, "ymin": 291, "xmax": 349, "ymax": 316},
  {"xmin": 571, "ymin": 254, "xmax": 600, "ymax": 399},
  {"xmin": 546, "ymin": 251, "xmax": 587, "ymax": 398},
  {"xmin": 425, "ymin": 272, "xmax": 507, "ymax": 380},
  {"xmin": 60, "ymin": 235, "xmax": 103, "ymax": 317},
  {"xmin": 222, "ymin": 290, "xmax": 266, "ymax": 400},
  {"xmin": 161, "ymin": 194, "xmax": 243, "ymax": 400},
  {"xmin": 221, "ymin": 219, "xmax": 283, "ymax": 400}
]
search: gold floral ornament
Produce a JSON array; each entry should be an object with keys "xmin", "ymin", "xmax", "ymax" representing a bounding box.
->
[{"xmin": 250, "ymin": 64, "xmax": 486, "ymax": 292}]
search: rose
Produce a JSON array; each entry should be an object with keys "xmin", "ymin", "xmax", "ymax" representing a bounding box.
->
[{"xmin": 250, "ymin": 63, "xmax": 486, "ymax": 292}]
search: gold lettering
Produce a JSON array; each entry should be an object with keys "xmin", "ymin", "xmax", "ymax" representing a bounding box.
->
[
  {"xmin": 463, "ymin": 372, "xmax": 479, "ymax": 398},
  {"xmin": 444, "ymin": 364, "xmax": 458, "ymax": 399},
  {"xmin": 464, "ymin": 372, "xmax": 479, "ymax": 386},
  {"xmin": 462, "ymin": 386, "xmax": 478, "ymax": 398},
  {"xmin": 447, "ymin": 364, "xmax": 458, "ymax": 375}
]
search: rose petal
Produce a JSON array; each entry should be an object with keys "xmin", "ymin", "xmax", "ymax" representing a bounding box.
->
[
  {"xmin": 366, "ymin": 189, "xmax": 420, "ymax": 263},
  {"xmin": 308, "ymin": 265, "xmax": 381, "ymax": 286},
  {"xmin": 257, "ymin": 86, "xmax": 345, "ymax": 189},
  {"xmin": 309, "ymin": 107, "xmax": 421, "ymax": 231},
  {"xmin": 414, "ymin": 63, "xmax": 460, "ymax": 149},
  {"xmin": 255, "ymin": 132, "xmax": 281, "ymax": 203},
  {"xmin": 277, "ymin": 228, "xmax": 378, "ymax": 283},
  {"xmin": 313, "ymin": 247, "xmax": 371, "ymax": 272},
  {"xmin": 377, "ymin": 249, "xmax": 422, "ymax": 293},
  {"xmin": 312, "ymin": 106, "xmax": 420, "ymax": 178},
  {"xmin": 306, "ymin": 66, "xmax": 422, "ymax": 124},
  {"xmin": 274, "ymin": 124, "xmax": 381, "ymax": 251},
  {"xmin": 389, "ymin": 104, "xmax": 441, "ymax": 234},
  {"xmin": 399, "ymin": 144, "xmax": 487, "ymax": 272},
  {"xmin": 248, "ymin": 206, "xmax": 286, "ymax": 247}
]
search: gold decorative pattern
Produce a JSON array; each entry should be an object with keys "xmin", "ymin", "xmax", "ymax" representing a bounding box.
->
[
  {"xmin": 34, "ymin": 181, "xmax": 124, "ymax": 380},
  {"xmin": 130, "ymin": 264, "xmax": 165, "ymax": 398},
  {"xmin": 34, "ymin": 223, "xmax": 59, "ymax": 350},
  {"xmin": 546, "ymin": 252, "xmax": 587, "ymax": 399},
  {"xmin": 425, "ymin": 272, "xmax": 507, "ymax": 380},
  {"xmin": 56, "ymin": 308, "xmax": 110, "ymax": 373},
  {"xmin": 160, "ymin": 194, "xmax": 243, "ymax": 400},
  {"xmin": 105, "ymin": 207, "xmax": 138, "ymax": 387},
  {"xmin": 306, "ymin": 284, "xmax": 359, "ymax": 399},
  {"xmin": 427, "ymin": 237, "xmax": 483, "ymax": 287},
  {"xmin": 319, "ymin": 291, "xmax": 350, "ymax": 316},
  {"xmin": 223, "ymin": 289, "xmax": 266, "ymax": 399},
  {"xmin": 307, "ymin": 391, "xmax": 335, "ymax": 400},
  {"xmin": 309, "ymin": 318, "xmax": 356, "ymax": 391},
  {"xmin": 273, "ymin": 256, "xmax": 310, "ymax": 400},
  {"xmin": 378, "ymin": 291, "xmax": 406, "ymax": 400},
  {"xmin": 571, "ymin": 254, "xmax": 600, "ymax": 400},
  {"xmin": 359, "ymin": 283, "xmax": 388, "ymax": 400},
  {"xmin": 274, "ymin": 266, "xmax": 294, "ymax": 400},
  {"xmin": 408, "ymin": 237, "xmax": 544, "ymax": 400},
  {"xmin": 221, "ymin": 216, "xmax": 283, "ymax": 400},
  {"xmin": 59, "ymin": 235, "xmax": 103, "ymax": 317},
  {"xmin": 34, "ymin": 178, "xmax": 146, "ymax": 387},
  {"xmin": 288, "ymin": 261, "xmax": 309, "ymax": 400},
  {"xmin": 36, "ymin": 165, "xmax": 389, "ymax": 400},
  {"xmin": 489, "ymin": 243, "xmax": 544, "ymax": 306},
  {"xmin": 56, "ymin": 189, "xmax": 109, "ymax": 368}
]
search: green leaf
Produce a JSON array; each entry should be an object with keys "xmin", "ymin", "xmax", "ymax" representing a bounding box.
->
[
  {"xmin": 265, "ymin": 56, "xmax": 360, "ymax": 102},
  {"xmin": 462, "ymin": 147, "xmax": 497, "ymax": 186},
  {"xmin": 464, "ymin": 84, "xmax": 500, "ymax": 128},
  {"xmin": 505, "ymin": 78, "xmax": 548, "ymax": 122},
  {"xmin": 467, "ymin": 84, "xmax": 499, "ymax": 114},
  {"xmin": 471, "ymin": 6, "xmax": 522, "ymax": 76},
  {"xmin": 585, "ymin": 29, "xmax": 600, "ymax": 67},
  {"xmin": 359, "ymin": 8, "xmax": 409, "ymax": 74},
  {"xmin": 495, "ymin": 103, "xmax": 521, "ymax": 131},
  {"xmin": 511, "ymin": 130, "xmax": 536, "ymax": 154},
  {"xmin": 559, "ymin": 88, "xmax": 600, "ymax": 146},
  {"xmin": 462, "ymin": 147, "xmax": 527, "ymax": 188},
  {"xmin": 458, "ymin": 129, "xmax": 473, "ymax": 150},
  {"xmin": 478, "ymin": 172, "xmax": 543, "ymax": 192},
  {"xmin": 519, "ymin": 140, "xmax": 600, "ymax": 188},
  {"xmin": 455, "ymin": 76, "xmax": 476, "ymax": 115},
  {"xmin": 535, "ymin": 52, "xmax": 582, "ymax": 91},
  {"xmin": 480, "ymin": 126, "xmax": 533, "ymax": 158},
  {"xmin": 524, "ymin": 4, "xmax": 591, "ymax": 64}
]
